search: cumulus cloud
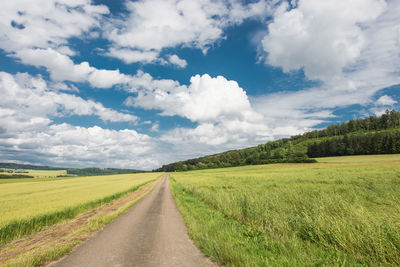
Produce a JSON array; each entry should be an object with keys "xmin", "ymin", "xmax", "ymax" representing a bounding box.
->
[
  {"xmin": 255, "ymin": 0, "xmax": 400, "ymax": 131},
  {"xmin": 0, "ymin": 72, "xmax": 138, "ymax": 133},
  {"xmin": 156, "ymin": 117, "xmax": 274, "ymax": 164},
  {"xmin": 262, "ymin": 0, "xmax": 387, "ymax": 81},
  {"xmin": 16, "ymin": 48, "xmax": 93, "ymax": 82},
  {"xmin": 167, "ymin": 54, "xmax": 188, "ymax": 68},
  {"xmin": 162, "ymin": 120, "xmax": 270, "ymax": 147},
  {"xmin": 0, "ymin": 71, "xmax": 161, "ymax": 169},
  {"xmin": 125, "ymin": 73, "xmax": 280, "ymax": 156},
  {"xmin": 106, "ymin": 47, "xmax": 159, "ymax": 64},
  {"xmin": 0, "ymin": 0, "xmax": 108, "ymax": 53},
  {"xmin": 105, "ymin": 0, "xmax": 273, "ymax": 64},
  {"xmin": 125, "ymin": 70, "xmax": 182, "ymax": 93},
  {"xmin": 0, "ymin": 123, "xmax": 158, "ymax": 169},
  {"xmin": 150, "ymin": 122, "xmax": 159, "ymax": 132},
  {"xmin": 29, "ymin": 124, "xmax": 155, "ymax": 168},
  {"xmin": 127, "ymin": 73, "xmax": 261, "ymax": 122},
  {"xmin": 16, "ymin": 48, "xmax": 129, "ymax": 88},
  {"xmin": 376, "ymin": 95, "xmax": 397, "ymax": 106},
  {"xmin": 123, "ymin": 71, "xmax": 339, "ymax": 157},
  {"xmin": 87, "ymin": 69, "xmax": 129, "ymax": 88},
  {"xmin": 370, "ymin": 95, "xmax": 398, "ymax": 116},
  {"xmin": 0, "ymin": 1, "xmax": 133, "ymax": 89}
]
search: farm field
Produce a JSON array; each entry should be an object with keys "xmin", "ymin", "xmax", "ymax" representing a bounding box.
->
[
  {"xmin": 0, "ymin": 172, "xmax": 160, "ymax": 244},
  {"xmin": 0, "ymin": 169, "xmax": 67, "ymax": 178},
  {"xmin": 0, "ymin": 176, "xmax": 71, "ymax": 184},
  {"xmin": 316, "ymin": 154, "xmax": 400, "ymax": 163},
  {"xmin": 171, "ymin": 155, "xmax": 400, "ymax": 266}
]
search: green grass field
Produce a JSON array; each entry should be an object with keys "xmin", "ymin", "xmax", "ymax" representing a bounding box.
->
[
  {"xmin": 316, "ymin": 154, "xmax": 400, "ymax": 163},
  {"xmin": 171, "ymin": 155, "xmax": 400, "ymax": 266},
  {"xmin": 0, "ymin": 172, "xmax": 160, "ymax": 244}
]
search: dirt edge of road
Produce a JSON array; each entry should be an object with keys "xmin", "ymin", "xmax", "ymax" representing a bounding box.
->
[{"xmin": 0, "ymin": 176, "xmax": 162, "ymax": 267}]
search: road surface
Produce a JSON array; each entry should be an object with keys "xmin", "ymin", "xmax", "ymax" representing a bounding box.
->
[{"xmin": 49, "ymin": 174, "xmax": 215, "ymax": 267}]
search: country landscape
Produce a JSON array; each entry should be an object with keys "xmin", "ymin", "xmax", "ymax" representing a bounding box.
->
[{"xmin": 1, "ymin": 0, "xmax": 400, "ymax": 266}]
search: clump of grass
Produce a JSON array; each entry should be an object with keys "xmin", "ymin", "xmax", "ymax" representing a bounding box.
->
[{"xmin": 171, "ymin": 155, "xmax": 400, "ymax": 266}]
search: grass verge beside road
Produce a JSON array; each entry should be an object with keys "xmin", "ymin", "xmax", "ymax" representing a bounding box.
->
[{"xmin": 171, "ymin": 155, "xmax": 400, "ymax": 266}]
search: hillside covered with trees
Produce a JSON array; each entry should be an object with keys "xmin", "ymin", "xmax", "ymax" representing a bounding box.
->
[
  {"xmin": 0, "ymin": 163, "xmax": 145, "ymax": 176},
  {"xmin": 155, "ymin": 110, "xmax": 400, "ymax": 172}
]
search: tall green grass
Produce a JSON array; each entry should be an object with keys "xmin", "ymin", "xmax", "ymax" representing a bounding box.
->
[
  {"xmin": 171, "ymin": 155, "xmax": 400, "ymax": 266},
  {"xmin": 0, "ymin": 173, "xmax": 160, "ymax": 244}
]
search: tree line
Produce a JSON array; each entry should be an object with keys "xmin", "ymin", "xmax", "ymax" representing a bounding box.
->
[
  {"xmin": 66, "ymin": 168, "xmax": 145, "ymax": 176},
  {"xmin": 293, "ymin": 109, "xmax": 400, "ymax": 140},
  {"xmin": 0, "ymin": 163, "xmax": 145, "ymax": 176},
  {"xmin": 155, "ymin": 110, "xmax": 400, "ymax": 172},
  {"xmin": 307, "ymin": 129, "xmax": 400, "ymax": 157}
]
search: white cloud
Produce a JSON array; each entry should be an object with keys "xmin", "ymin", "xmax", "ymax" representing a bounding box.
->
[
  {"xmin": 106, "ymin": 47, "xmax": 159, "ymax": 64},
  {"xmin": 162, "ymin": 120, "xmax": 270, "ymax": 147},
  {"xmin": 88, "ymin": 69, "xmax": 129, "ymax": 88},
  {"xmin": 262, "ymin": 0, "xmax": 387, "ymax": 81},
  {"xmin": 0, "ymin": 71, "xmax": 161, "ymax": 169},
  {"xmin": 371, "ymin": 95, "xmax": 398, "ymax": 116},
  {"xmin": 0, "ymin": 0, "xmax": 108, "ymax": 53},
  {"xmin": 254, "ymin": 0, "xmax": 400, "ymax": 134},
  {"xmin": 125, "ymin": 70, "xmax": 182, "ymax": 93},
  {"xmin": 50, "ymin": 82, "xmax": 79, "ymax": 92},
  {"xmin": 156, "ymin": 118, "xmax": 274, "ymax": 164},
  {"xmin": 128, "ymin": 73, "xmax": 261, "ymax": 122},
  {"xmin": 105, "ymin": 0, "xmax": 273, "ymax": 64},
  {"xmin": 0, "ymin": 1, "xmax": 133, "ymax": 89},
  {"xmin": 376, "ymin": 95, "xmax": 397, "ymax": 106},
  {"xmin": 125, "ymin": 73, "xmax": 288, "ymax": 157},
  {"xmin": 0, "ymin": 72, "xmax": 138, "ymax": 133},
  {"xmin": 16, "ymin": 48, "xmax": 129, "ymax": 88},
  {"xmin": 0, "ymin": 123, "xmax": 158, "ymax": 170},
  {"xmin": 16, "ymin": 48, "xmax": 93, "ymax": 82},
  {"xmin": 123, "ymin": 71, "xmax": 337, "ymax": 157},
  {"xmin": 31, "ymin": 124, "xmax": 156, "ymax": 168},
  {"xmin": 167, "ymin": 54, "xmax": 188, "ymax": 68},
  {"xmin": 150, "ymin": 122, "xmax": 159, "ymax": 132}
]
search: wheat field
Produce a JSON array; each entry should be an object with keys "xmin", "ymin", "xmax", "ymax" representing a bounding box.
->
[{"xmin": 0, "ymin": 172, "xmax": 160, "ymax": 244}]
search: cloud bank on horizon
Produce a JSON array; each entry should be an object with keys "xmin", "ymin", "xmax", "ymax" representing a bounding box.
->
[{"xmin": 0, "ymin": 0, "xmax": 399, "ymax": 169}]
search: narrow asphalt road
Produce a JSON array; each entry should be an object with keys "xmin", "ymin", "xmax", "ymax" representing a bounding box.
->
[{"xmin": 49, "ymin": 174, "xmax": 215, "ymax": 267}]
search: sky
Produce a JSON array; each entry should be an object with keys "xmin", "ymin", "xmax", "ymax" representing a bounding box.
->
[{"xmin": 0, "ymin": 0, "xmax": 400, "ymax": 170}]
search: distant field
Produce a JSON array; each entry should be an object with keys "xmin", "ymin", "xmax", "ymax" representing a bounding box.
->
[
  {"xmin": 0, "ymin": 172, "xmax": 161, "ymax": 244},
  {"xmin": 0, "ymin": 169, "xmax": 67, "ymax": 178},
  {"xmin": 171, "ymin": 155, "xmax": 400, "ymax": 266},
  {"xmin": 316, "ymin": 154, "xmax": 400, "ymax": 163}
]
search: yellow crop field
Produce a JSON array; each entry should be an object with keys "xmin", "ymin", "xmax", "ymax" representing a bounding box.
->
[
  {"xmin": 24, "ymin": 169, "xmax": 67, "ymax": 177},
  {"xmin": 0, "ymin": 172, "xmax": 161, "ymax": 244},
  {"xmin": 0, "ymin": 169, "xmax": 67, "ymax": 177}
]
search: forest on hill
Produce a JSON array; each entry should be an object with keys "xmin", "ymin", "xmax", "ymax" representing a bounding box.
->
[
  {"xmin": 155, "ymin": 110, "xmax": 400, "ymax": 172},
  {"xmin": 0, "ymin": 163, "xmax": 145, "ymax": 176}
]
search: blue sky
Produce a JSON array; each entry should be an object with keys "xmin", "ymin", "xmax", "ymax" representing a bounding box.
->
[{"xmin": 0, "ymin": 0, "xmax": 399, "ymax": 169}]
